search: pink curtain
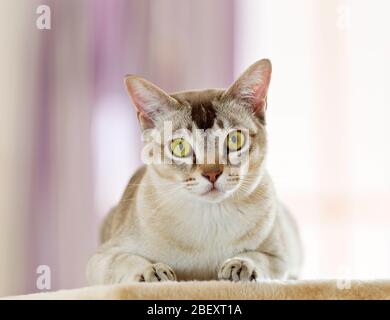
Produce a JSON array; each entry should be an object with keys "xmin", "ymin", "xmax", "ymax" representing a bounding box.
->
[{"xmin": 5, "ymin": 0, "xmax": 235, "ymax": 295}]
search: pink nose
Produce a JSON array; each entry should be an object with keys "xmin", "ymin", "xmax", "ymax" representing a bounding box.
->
[{"xmin": 201, "ymin": 168, "xmax": 223, "ymax": 183}]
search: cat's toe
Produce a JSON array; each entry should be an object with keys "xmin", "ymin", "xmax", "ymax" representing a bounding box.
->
[
  {"xmin": 137, "ymin": 263, "xmax": 177, "ymax": 282},
  {"xmin": 218, "ymin": 258, "xmax": 257, "ymax": 282}
]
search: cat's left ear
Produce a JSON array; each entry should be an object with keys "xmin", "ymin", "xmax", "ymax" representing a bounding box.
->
[
  {"xmin": 124, "ymin": 75, "xmax": 178, "ymax": 129},
  {"xmin": 224, "ymin": 59, "xmax": 272, "ymax": 121}
]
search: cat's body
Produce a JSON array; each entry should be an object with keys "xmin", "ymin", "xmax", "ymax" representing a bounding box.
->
[{"xmin": 86, "ymin": 60, "xmax": 303, "ymax": 284}]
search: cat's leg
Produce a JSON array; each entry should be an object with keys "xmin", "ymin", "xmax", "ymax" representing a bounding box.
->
[
  {"xmin": 86, "ymin": 247, "xmax": 176, "ymax": 285},
  {"xmin": 218, "ymin": 251, "xmax": 286, "ymax": 282}
]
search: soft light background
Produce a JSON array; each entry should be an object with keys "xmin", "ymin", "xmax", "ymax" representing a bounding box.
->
[{"xmin": 0, "ymin": 0, "xmax": 389, "ymax": 296}]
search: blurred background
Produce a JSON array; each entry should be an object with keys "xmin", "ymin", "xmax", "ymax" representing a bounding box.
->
[{"xmin": 1, "ymin": 0, "xmax": 390, "ymax": 296}]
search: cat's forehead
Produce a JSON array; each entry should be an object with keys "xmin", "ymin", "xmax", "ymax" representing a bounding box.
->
[{"xmin": 170, "ymin": 89, "xmax": 257, "ymax": 132}]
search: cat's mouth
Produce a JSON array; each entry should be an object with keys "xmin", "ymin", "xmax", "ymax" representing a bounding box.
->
[
  {"xmin": 194, "ymin": 183, "xmax": 238, "ymax": 203},
  {"xmin": 201, "ymin": 185, "xmax": 222, "ymax": 196}
]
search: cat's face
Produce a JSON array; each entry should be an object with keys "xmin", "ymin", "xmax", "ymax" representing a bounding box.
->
[{"xmin": 125, "ymin": 59, "xmax": 271, "ymax": 203}]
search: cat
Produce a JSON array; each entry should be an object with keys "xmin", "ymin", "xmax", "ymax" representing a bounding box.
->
[{"xmin": 86, "ymin": 59, "xmax": 303, "ymax": 284}]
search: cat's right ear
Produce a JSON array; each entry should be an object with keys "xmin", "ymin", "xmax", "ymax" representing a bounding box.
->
[
  {"xmin": 124, "ymin": 75, "xmax": 178, "ymax": 129},
  {"xmin": 223, "ymin": 59, "xmax": 272, "ymax": 122}
]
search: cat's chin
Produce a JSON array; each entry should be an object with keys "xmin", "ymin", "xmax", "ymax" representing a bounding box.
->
[{"xmin": 190, "ymin": 188, "xmax": 231, "ymax": 203}]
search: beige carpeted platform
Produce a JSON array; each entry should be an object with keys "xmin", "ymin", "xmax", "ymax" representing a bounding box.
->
[{"xmin": 4, "ymin": 280, "xmax": 390, "ymax": 300}]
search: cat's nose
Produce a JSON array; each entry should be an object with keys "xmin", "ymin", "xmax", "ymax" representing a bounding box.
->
[{"xmin": 201, "ymin": 166, "xmax": 223, "ymax": 183}]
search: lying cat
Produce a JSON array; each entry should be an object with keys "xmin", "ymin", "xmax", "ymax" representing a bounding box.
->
[{"xmin": 86, "ymin": 59, "xmax": 302, "ymax": 283}]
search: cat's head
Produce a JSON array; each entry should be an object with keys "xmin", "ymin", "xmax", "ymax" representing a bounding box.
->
[{"xmin": 125, "ymin": 59, "xmax": 271, "ymax": 203}]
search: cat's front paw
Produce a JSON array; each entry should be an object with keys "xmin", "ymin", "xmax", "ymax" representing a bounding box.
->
[
  {"xmin": 136, "ymin": 263, "xmax": 177, "ymax": 282},
  {"xmin": 218, "ymin": 258, "xmax": 257, "ymax": 282}
]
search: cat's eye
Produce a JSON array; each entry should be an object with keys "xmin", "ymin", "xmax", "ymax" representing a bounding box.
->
[
  {"xmin": 170, "ymin": 138, "xmax": 192, "ymax": 158},
  {"xmin": 226, "ymin": 130, "xmax": 245, "ymax": 152}
]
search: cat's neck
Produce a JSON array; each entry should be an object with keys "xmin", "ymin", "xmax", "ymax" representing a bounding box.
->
[{"xmin": 136, "ymin": 166, "xmax": 276, "ymax": 248}]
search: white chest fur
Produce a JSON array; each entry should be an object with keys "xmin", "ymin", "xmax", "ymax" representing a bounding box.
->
[{"xmin": 130, "ymin": 198, "xmax": 275, "ymax": 280}]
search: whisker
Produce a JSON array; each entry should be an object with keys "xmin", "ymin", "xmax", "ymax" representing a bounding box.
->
[
  {"xmin": 124, "ymin": 182, "xmax": 182, "ymax": 186},
  {"xmin": 119, "ymin": 185, "xmax": 185, "ymax": 203}
]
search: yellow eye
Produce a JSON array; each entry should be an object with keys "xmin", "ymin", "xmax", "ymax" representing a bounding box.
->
[
  {"xmin": 170, "ymin": 138, "xmax": 192, "ymax": 158},
  {"xmin": 227, "ymin": 130, "xmax": 245, "ymax": 151}
]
